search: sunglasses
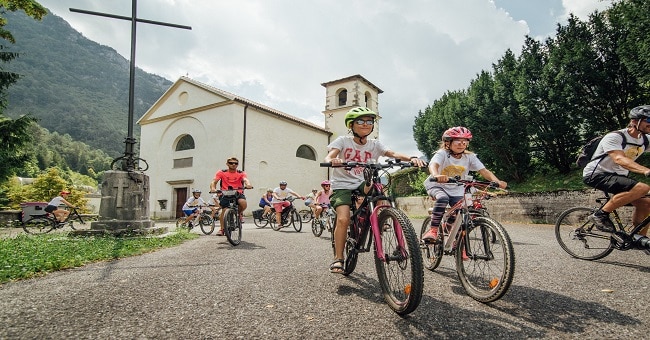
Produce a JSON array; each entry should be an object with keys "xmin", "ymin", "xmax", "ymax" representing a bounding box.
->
[
  {"xmin": 354, "ymin": 119, "xmax": 375, "ymax": 126},
  {"xmin": 228, "ymin": 162, "xmax": 239, "ymax": 165},
  {"xmin": 645, "ymin": 118, "xmax": 650, "ymax": 124}
]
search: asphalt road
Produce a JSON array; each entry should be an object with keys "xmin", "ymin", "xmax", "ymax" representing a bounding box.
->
[{"xmin": 0, "ymin": 219, "xmax": 648, "ymax": 339}]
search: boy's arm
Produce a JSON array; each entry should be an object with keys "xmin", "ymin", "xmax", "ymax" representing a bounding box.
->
[{"xmin": 384, "ymin": 150, "xmax": 426, "ymax": 167}]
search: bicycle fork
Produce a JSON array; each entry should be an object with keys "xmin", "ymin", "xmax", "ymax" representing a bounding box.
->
[{"xmin": 370, "ymin": 204, "xmax": 407, "ymax": 263}]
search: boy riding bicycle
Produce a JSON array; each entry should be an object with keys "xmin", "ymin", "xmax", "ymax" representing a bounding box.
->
[
  {"xmin": 324, "ymin": 107, "xmax": 426, "ymax": 274},
  {"xmin": 182, "ymin": 189, "xmax": 208, "ymax": 227},
  {"xmin": 583, "ymin": 105, "xmax": 650, "ymax": 236}
]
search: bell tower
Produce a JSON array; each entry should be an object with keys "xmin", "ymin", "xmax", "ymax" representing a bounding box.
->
[{"xmin": 321, "ymin": 75, "xmax": 383, "ymax": 140}]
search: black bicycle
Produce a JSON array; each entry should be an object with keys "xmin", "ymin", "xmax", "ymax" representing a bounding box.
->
[
  {"xmin": 220, "ymin": 187, "xmax": 252, "ymax": 246},
  {"xmin": 555, "ymin": 191, "xmax": 650, "ymax": 260},
  {"xmin": 320, "ymin": 159, "xmax": 423, "ymax": 316},
  {"xmin": 23, "ymin": 207, "xmax": 86, "ymax": 234},
  {"xmin": 269, "ymin": 196, "xmax": 302, "ymax": 232},
  {"xmin": 175, "ymin": 206, "xmax": 215, "ymax": 235}
]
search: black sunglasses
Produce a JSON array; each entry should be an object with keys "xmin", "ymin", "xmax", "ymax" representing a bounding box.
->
[{"xmin": 228, "ymin": 162, "xmax": 239, "ymax": 165}]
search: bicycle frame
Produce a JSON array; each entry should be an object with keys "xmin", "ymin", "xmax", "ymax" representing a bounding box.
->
[
  {"xmin": 352, "ymin": 172, "xmax": 407, "ymax": 262},
  {"xmin": 598, "ymin": 192, "xmax": 650, "ymax": 236}
]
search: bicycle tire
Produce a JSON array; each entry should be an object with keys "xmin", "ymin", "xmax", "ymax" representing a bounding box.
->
[
  {"xmin": 254, "ymin": 213, "xmax": 270, "ymax": 228},
  {"xmin": 299, "ymin": 209, "xmax": 313, "ymax": 223},
  {"xmin": 374, "ymin": 208, "xmax": 424, "ymax": 315},
  {"xmin": 23, "ymin": 216, "xmax": 55, "ymax": 234},
  {"xmin": 223, "ymin": 209, "xmax": 242, "ymax": 246},
  {"xmin": 456, "ymin": 216, "xmax": 515, "ymax": 303},
  {"xmin": 291, "ymin": 209, "xmax": 302, "ymax": 232},
  {"xmin": 330, "ymin": 215, "xmax": 337, "ymax": 258},
  {"xmin": 420, "ymin": 216, "xmax": 443, "ymax": 271},
  {"xmin": 199, "ymin": 214, "xmax": 215, "ymax": 235},
  {"xmin": 554, "ymin": 206, "xmax": 614, "ymax": 260},
  {"xmin": 342, "ymin": 217, "xmax": 359, "ymax": 276},
  {"xmin": 311, "ymin": 218, "xmax": 323, "ymax": 237}
]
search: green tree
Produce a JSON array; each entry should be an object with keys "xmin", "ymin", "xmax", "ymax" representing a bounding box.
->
[{"xmin": 610, "ymin": 0, "xmax": 650, "ymax": 91}]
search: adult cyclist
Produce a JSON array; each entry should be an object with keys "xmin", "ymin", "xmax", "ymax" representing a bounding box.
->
[
  {"xmin": 583, "ymin": 105, "xmax": 650, "ymax": 236},
  {"xmin": 210, "ymin": 156, "xmax": 253, "ymax": 236}
]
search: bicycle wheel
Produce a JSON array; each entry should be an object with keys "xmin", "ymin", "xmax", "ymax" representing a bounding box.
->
[
  {"xmin": 374, "ymin": 208, "xmax": 424, "ymax": 315},
  {"xmin": 176, "ymin": 217, "xmax": 190, "ymax": 231},
  {"xmin": 291, "ymin": 209, "xmax": 302, "ymax": 232},
  {"xmin": 456, "ymin": 216, "xmax": 515, "ymax": 303},
  {"xmin": 23, "ymin": 216, "xmax": 55, "ymax": 234},
  {"xmin": 555, "ymin": 207, "xmax": 614, "ymax": 260},
  {"xmin": 223, "ymin": 209, "xmax": 242, "ymax": 246},
  {"xmin": 311, "ymin": 218, "xmax": 323, "ymax": 237},
  {"xmin": 420, "ymin": 216, "xmax": 443, "ymax": 271},
  {"xmin": 199, "ymin": 214, "xmax": 215, "ymax": 235},
  {"xmin": 254, "ymin": 212, "xmax": 270, "ymax": 228},
  {"xmin": 299, "ymin": 209, "xmax": 313, "ymax": 223}
]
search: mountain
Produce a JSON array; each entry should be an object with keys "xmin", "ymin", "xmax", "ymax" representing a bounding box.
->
[{"xmin": 2, "ymin": 9, "xmax": 173, "ymax": 157}]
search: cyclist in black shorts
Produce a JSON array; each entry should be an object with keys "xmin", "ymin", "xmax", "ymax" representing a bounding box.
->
[{"xmin": 583, "ymin": 105, "xmax": 650, "ymax": 235}]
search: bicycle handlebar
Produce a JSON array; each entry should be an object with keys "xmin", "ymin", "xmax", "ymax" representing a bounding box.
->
[
  {"xmin": 429, "ymin": 176, "xmax": 502, "ymax": 189},
  {"xmin": 320, "ymin": 159, "xmax": 419, "ymax": 170}
]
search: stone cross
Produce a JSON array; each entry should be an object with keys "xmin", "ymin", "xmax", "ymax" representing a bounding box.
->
[{"xmin": 113, "ymin": 178, "xmax": 129, "ymax": 208}]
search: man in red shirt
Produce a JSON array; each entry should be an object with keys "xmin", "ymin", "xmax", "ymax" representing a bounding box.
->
[{"xmin": 210, "ymin": 157, "xmax": 253, "ymax": 235}]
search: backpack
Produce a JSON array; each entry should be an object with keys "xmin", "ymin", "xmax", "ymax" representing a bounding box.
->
[{"xmin": 576, "ymin": 131, "xmax": 649, "ymax": 168}]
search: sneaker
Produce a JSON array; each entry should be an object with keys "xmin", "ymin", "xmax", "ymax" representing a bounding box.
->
[
  {"xmin": 587, "ymin": 213, "xmax": 615, "ymax": 232},
  {"xmin": 422, "ymin": 228, "xmax": 439, "ymax": 243},
  {"xmin": 462, "ymin": 249, "xmax": 470, "ymax": 261}
]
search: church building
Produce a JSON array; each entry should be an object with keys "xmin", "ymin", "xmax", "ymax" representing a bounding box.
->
[{"xmin": 138, "ymin": 74, "xmax": 382, "ymax": 219}]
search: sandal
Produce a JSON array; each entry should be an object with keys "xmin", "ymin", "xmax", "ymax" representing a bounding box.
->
[{"xmin": 329, "ymin": 259, "xmax": 344, "ymax": 274}]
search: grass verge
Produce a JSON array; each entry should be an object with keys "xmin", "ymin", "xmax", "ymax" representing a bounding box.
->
[{"xmin": 0, "ymin": 230, "xmax": 198, "ymax": 284}]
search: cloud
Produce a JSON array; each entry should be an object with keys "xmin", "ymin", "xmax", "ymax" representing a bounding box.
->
[{"xmin": 38, "ymin": 0, "xmax": 609, "ymax": 156}]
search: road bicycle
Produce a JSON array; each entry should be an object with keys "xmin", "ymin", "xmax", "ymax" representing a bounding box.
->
[
  {"xmin": 22, "ymin": 207, "xmax": 86, "ymax": 234},
  {"xmin": 176, "ymin": 205, "xmax": 215, "ymax": 235},
  {"xmin": 299, "ymin": 208, "xmax": 314, "ymax": 223},
  {"xmin": 420, "ymin": 177, "xmax": 514, "ymax": 303},
  {"xmin": 311, "ymin": 204, "xmax": 335, "ymax": 237},
  {"xmin": 220, "ymin": 186, "xmax": 252, "ymax": 246},
  {"xmin": 269, "ymin": 196, "xmax": 302, "ymax": 232},
  {"xmin": 555, "ymin": 190, "xmax": 650, "ymax": 260},
  {"xmin": 321, "ymin": 159, "xmax": 423, "ymax": 316}
]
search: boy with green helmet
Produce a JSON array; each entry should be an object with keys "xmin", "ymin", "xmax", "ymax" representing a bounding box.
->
[{"xmin": 324, "ymin": 107, "xmax": 426, "ymax": 274}]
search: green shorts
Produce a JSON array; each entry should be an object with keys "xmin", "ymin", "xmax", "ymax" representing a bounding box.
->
[{"xmin": 330, "ymin": 182, "xmax": 368, "ymax": 209}]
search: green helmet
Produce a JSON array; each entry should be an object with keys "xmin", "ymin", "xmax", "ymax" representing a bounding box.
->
[{"xmin": 344, "ymin": 107, "xmax": 378, "ymax": 128}]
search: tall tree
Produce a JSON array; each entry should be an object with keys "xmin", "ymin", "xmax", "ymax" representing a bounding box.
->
[
  {"xmin": 609, "ymin": 0, "xmax": 650, "ymax": 91},
  {"xmin": 0, "ymin": 1, "xmax": 46, "ymax": 183}
]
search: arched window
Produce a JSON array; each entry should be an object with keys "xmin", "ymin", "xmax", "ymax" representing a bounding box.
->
[
  {"xmin": 338, "ymin": 89, "xmax": 347, "ymax": 106},
  {"xmin": 296, "ymin": 145, "xmax": 316, "ymax": 161},
  {"xmin": 175, "ymin": 134, "xmax": 195, "ymax": 151},
  {"xmin": 364, "ymin": 92, "xmax": 372, "ymax": 109}
]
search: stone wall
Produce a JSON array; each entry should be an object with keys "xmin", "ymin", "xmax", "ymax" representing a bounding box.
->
[{"xmin": 395, "ymin": 189, "xmax": 633, "ymax": 224}]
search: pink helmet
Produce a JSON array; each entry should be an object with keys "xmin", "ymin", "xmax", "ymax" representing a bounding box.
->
[
  {"xmin": 442, "ymin": 126, "xmax": 472, "ymax": 141},
  {"xmin": 321, "ymin": 180, "xmax": 331, "ymax": 186}
]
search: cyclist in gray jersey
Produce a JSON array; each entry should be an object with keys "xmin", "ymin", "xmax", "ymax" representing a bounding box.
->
[{"xmin": 583, "ymin": 105, "xmax": 650, "ymax": 234}]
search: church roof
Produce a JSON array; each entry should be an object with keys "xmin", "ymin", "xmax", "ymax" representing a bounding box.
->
[
  {"xmin": 320, "ymin": 74, "xmax": 383, "ymax": 94},
  {"xmin": 178, "ymin": 76, "xmax": 330, "ymax": 133}
]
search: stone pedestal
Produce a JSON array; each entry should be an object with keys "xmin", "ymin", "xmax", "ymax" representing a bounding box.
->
[{"xmin": 89, "ymin": 170, "xmax": 157, "ymax": 234}]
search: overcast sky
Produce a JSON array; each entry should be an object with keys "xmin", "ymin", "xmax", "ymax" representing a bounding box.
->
[{"xmin": 36, "ymin": 0, "xmax": 612, "ymax": 158}]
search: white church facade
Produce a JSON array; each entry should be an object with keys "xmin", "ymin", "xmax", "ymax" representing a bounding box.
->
[{"xmin": 138, "ymin": 74, "xmax": 383, "ymax": 219}]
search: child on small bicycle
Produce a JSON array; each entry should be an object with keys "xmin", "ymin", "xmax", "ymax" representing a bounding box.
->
[
  {"xmin": 421, "ymin": 126, "xmax": 507, "ymax": 244},
  {"xmin": 313, "ymin": 180, "xmax": 332, "ymax": 223},
  {"xmin": 324, "ymin": 107, "xmax": 426, "ymax": 274},
  {"xmin": 182, "ymin": 189, "xmax": 208, "ymax": 227},
  {"xmin": 44, "ymin": 190, "xmax": 75, "ymax": 223}
]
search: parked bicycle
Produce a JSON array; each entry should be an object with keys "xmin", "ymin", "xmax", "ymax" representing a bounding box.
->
[
  {"xmin": 311, "ymin": 204, "xmax": 335, "ymax": 237},
  {"xmin": 176, "ymin": 205, "xmax": 215, "ymax": 235},
  {"xmin": 269, "ymin": 196, "xmax": 302, "ymax": 232},
  {"xmin": 220, "ymin": 187, "xmax": 252, "ymax": 246},
  {"xmin": 23, "ymin": 207, "xmax": 86, "ymax": 234},
  {"xmin": 555, "ymin": 191, "xmax": 650, "ymax": 260},
  {"xmin": 321, "ymin": 159, "xmax": 423, "ymax": 315},
  {"xmin": 420, "ymin": 177, "xmax": 514, "ymax": 303}
]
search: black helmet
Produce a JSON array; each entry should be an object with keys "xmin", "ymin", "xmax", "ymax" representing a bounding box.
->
[{"xmin": 629, "ymin": 105, "xmax": 650, "ymax": 119}]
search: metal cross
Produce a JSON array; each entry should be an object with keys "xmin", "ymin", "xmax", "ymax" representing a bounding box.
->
[{"xmin": 70, "ymin": 0, "xmax": 191, "ymax": 171}]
